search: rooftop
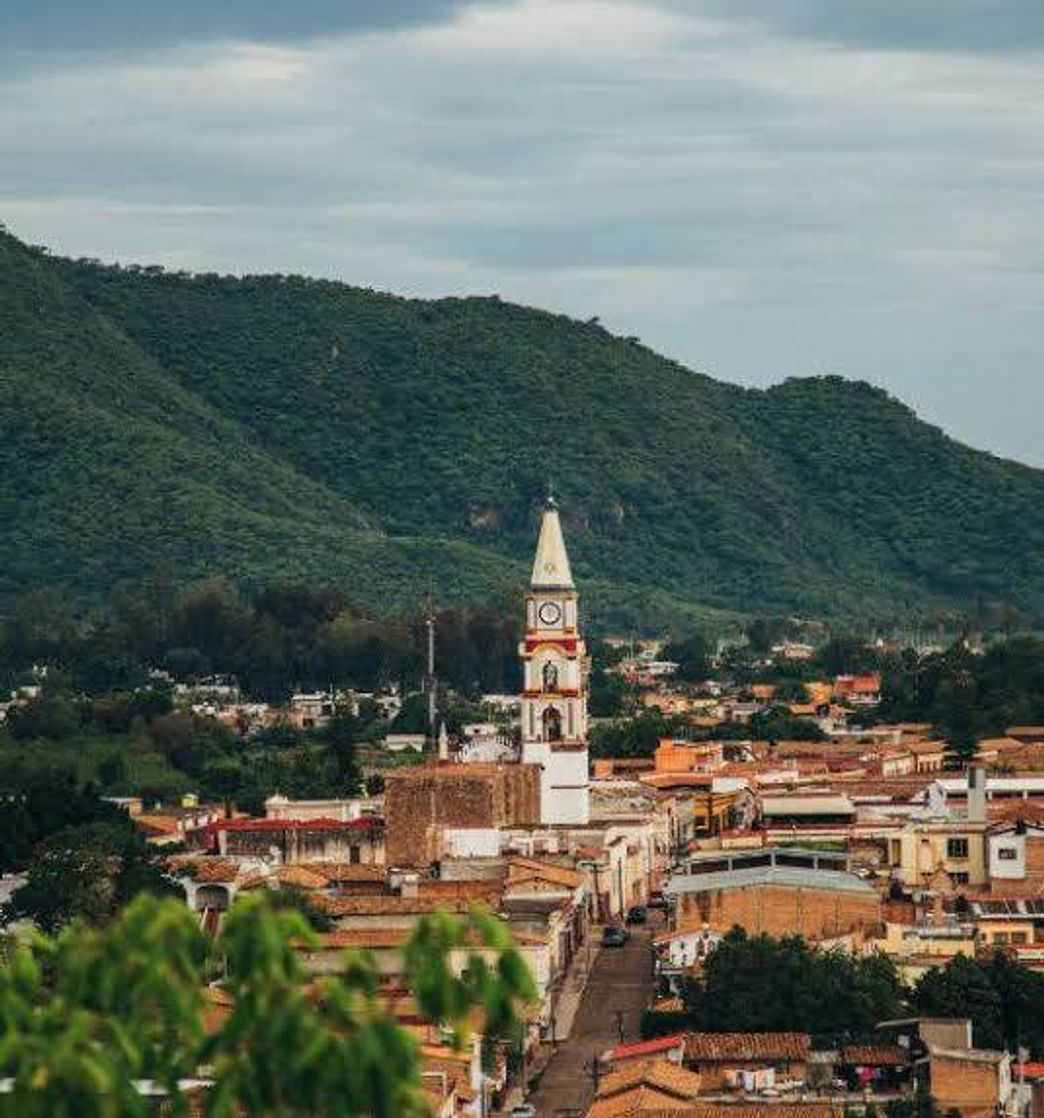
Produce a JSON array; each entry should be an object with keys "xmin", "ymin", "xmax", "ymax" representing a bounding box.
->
[{"xmin": 666, "ymin": 865, "xmax": 875, "ymax": 898}]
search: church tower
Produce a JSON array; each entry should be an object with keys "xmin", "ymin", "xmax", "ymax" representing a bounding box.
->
[{"xmin": 519, "ymin": 495, "xmax": 590, "ymax": 825}]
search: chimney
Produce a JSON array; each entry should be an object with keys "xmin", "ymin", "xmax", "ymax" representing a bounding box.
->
[{"xmin": 967, "ymin": 765, "xmax": 987, "ymax": 823}]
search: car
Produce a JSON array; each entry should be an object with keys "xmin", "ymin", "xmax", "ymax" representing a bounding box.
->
[
  {"xmin": 625, "ymin": 905, "xmax": 647, "ymax": 925},
  {"xmin": 647, "ymin": 891, "xmax": 668, "ymax": 911},
  {"xmin": 601, "ymin": 924, "xmax": 630, "ymax": 947},
  {"xmin": 510, "ymin": 1106, "xmax": 537, "ymax": 1118}
]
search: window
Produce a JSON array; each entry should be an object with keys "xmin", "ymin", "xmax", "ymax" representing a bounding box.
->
[
  {"xmin": 951, "ymin": 872, "xmax": 969, "ymax": 885},
  {"xmin": 349, "ymin": 845, "xmax": 361, "ymax": 865},
  {"xmin": 994, "ymin": 932, "xmax": 1010, "ymax": 945},
  {"xmin": 997, "ymin": 847, "xmax": 1018, "ymax": 861},
  {"xmin": 947, "ymin": 838, "xmax": 969, "ymax": 859},
  {"xmin": 1012, "ymin": 932, "xmax": 1028, "ymax": 945}
]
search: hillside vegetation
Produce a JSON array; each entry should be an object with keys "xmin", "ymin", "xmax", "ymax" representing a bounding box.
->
[{"xmin": 3, "ymin": 227, "xmax": 1044, "ymax": 624}]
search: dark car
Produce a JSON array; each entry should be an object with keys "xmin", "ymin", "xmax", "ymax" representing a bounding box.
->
[
  {"xmin": 602, "ymin": 924, "xmax": 630, "ymax": 947},
  {"xmin": 625, "ymin": 905, "xmax": 648, "ymax": 925},
  {"xmin": 647, "ymin": 891, "xmax": 668, "ymax": 911}
]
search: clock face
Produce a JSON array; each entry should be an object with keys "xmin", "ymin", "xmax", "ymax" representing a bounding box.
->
[{"xmin": 538, "ymin": 600, "xmax": 562, "ymax": 626}]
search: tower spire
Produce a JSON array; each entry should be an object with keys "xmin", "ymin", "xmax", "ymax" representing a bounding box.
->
[{"xmin": 531, "ymin": 497, "xmax": 573, "ymax": 590}]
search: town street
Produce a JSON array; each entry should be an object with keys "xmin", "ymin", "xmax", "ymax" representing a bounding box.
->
[{"xmin": 528, "ymin": 926, "xmax": 657, "ymax": 1117}]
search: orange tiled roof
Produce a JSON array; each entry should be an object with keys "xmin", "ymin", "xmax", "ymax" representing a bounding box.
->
[
  {"xmin": 685, "ymin": 1033, "xmax": 810, "ymax": 1062},
  {"xmin": 840, "ymin": 1045, "xmax": 909, "ymax": 1067},
  {"xmin": 630, "ymin": 1107, "xmax": 835, "ymax": 1118},
  {"xmin": 325, "ymin": 896, "xmax": 484, "ymax": 917},
  {"xmin": 600, "ymin": 1060, "xmax": 701, "ymax": 1100},
  {"xmin": 507, "ymin": 856, "xmax": 583, "ymax": 890}
]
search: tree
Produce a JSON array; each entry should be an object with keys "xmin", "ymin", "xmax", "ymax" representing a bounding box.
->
[
  {"xmin": 0, "ymin": 891, "xmax": 537, "ymax": 1116},
  {"xmin": 663, "ymin": 633, "xmax": 712, "ymax": 682},
  {"xmin": 4, "ymin": 821, "xmax": 180, "ymax": 933},
  {"xmin": 0, "ymin": 768, "xmax": 125, "ymax": 874},
  {"xmin": 323, "ymin": 711, "xmax": 361, "ymax": 793},
  {"xmin": 815, "ymin": 635, "xmax": 876, "ymax": 677},
  {"xmin": 0, "ymin": 894, "xmax": 207, "ymax": 1118},
  {"xmin": 913, "ymin": 951, "xmax": 1044, "ymax": 1056},
  {"xmin": 684, "ymin": 929, "xmax": 903, "ymax": 1044}
]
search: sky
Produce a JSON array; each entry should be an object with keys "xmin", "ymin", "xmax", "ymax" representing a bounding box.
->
[{"xmin": 2, "ymin": 1, "xmax": 1043, "ymax": 466}]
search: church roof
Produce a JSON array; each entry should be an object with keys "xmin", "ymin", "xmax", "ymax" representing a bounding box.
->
[{"xmin": 531, "ymin": 499, "xmax": 574, "ymax": 590}]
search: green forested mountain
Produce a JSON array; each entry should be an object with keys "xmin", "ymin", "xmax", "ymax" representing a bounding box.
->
[{"xmin": 3, "ymin": 227, "xmax": 1043, "ymax": 626}]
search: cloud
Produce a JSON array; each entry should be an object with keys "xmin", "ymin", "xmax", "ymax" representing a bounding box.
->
[
  {"xmin": 0, "ymin": 0, "xmax": 474, "ymax": 51},
  {"xmin": 663, "ymin": 0, "xmax": 1044, "ymax": 53},
  {"xmin": 1, "ymin": 0, "xmax": 1043, "ymax": 465}
]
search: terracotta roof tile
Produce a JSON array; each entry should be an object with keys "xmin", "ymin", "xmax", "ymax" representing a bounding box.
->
[
  {"xmin": 684, "ymin": 1033, "xmax": 810, "ymax": 1062},
  {"xmin": 840, "ymin": 1045, "xmax": 909, "ymax": 1067}
]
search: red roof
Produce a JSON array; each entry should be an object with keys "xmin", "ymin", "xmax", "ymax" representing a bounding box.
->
[
  {"xmin": 605, "ymin": 1035, "xmax": 686, "ymax": 1062},
  {"xmin": 204, "ymin": 816, "xmax": 382, "ymax": 835}
]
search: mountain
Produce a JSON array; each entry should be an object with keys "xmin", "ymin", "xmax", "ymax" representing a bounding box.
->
[{"xmin": 3, "ymin": 227, "xmax": 1043, "ymax": 627}]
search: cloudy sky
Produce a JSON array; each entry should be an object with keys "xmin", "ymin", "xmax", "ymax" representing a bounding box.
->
[{"xmin": 3, "ymin": 1, "xmax": 1043, "ymax": 465}]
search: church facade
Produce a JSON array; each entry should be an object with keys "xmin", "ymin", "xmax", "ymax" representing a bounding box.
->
[{"xmin": 519, "ymin": 497, "xmax": 591, "ymax": 825}]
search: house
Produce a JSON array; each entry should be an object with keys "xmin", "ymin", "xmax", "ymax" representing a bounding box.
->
[
  {"xmin": 877, "ymin": 1017, "xmax": 1014, "ymax": 1118},
  {"xmin": 654, "ymin": 740, "xmax": 725, "ymax": 775},
  {"xmin": 833, "ymin": 674, "xmax": 882, "ymax": 705},
  {"xmin": 287, "ymin": 691, "xmax": 334, "ymax": 730},
  {"xmin": 987, "ymin": 818, "xmax": 1044, "ymax": 891},
  {"xmin": 587, "ymin": 1060, "xmax": 704, "ymax": 1118},
  {"xmin": 201, "ymin": 816, "xmax": 385, "ymax": 865},
  {"xmin": 682, "ymin": 1033, "xmax": 810, "ymax": 1091},
  {"xmin": 836, "ymin": 1045, "xmax": 911, "ymax": 1093},
  {"xmin": 927, "ymin": 1045, "xmax": 1012, "ymax": 1118},
  {"xmin": 906, "ymin": 740, "xmax": 947, "ymax": 774}
]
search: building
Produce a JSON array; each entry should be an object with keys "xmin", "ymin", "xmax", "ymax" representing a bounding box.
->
[
  {"xmin": 666, "ymin": 847, "xmax": 879, "ymax": 943},
  {"xmin": 383, "ymin": 763, "xmax": 542, "ymax": 866},
  {"xmin": 681, "ymin": 1033, "xmax": 811, "ymax": 1091},
  {"xmin": 201, "ymin": 816, "xmax": 384, "ymax": 865},
  {"xmin": 519, "ymin": 496, "xmax": 591, "ymax": 825},
  {"xmin": 888, "ymin": 768, "xmax": 990, "ymax": 892}
]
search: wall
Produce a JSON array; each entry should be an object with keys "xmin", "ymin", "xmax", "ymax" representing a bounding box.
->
[
  {"xmin": 929, "ymin": 1051, "xmax": 1007, "ymax": 1116},
  {"xmin": 384, "ymin": 765, "xmax": 541, "ymax": 866},
  {"xmin": 676, "ymin": 883, "xmax": 880, "ymax": 941}
]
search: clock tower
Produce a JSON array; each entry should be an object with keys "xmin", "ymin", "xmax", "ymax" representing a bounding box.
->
[{"xmin": 519, "ymin": 495, "xmax": 590, "ymax": 825}]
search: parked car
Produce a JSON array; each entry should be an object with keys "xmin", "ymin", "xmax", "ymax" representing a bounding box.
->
[
  {"xmin": 510, "ymin": 1106, "xmax": 537, "ymax": 1118},
  {"xmin": 647, "ymin": 891, "xmax": 668, "ymax": 911},
  {"xmin": 602, "ymin": 924, "xmax": 630, "ymax": 947},
  {"xmin": 625, "ymin": 905, "xmax": 648, "ymax": 925}
]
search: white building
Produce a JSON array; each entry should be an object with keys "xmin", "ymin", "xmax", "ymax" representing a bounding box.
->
[{"xmin": 519, "ymin": 497, "xmax": 590, "ymax": 825}]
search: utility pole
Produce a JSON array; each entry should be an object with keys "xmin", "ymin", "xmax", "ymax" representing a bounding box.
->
[{"xmin": 426, "ymin": 598, "xmax": 437, "ymax": 753}]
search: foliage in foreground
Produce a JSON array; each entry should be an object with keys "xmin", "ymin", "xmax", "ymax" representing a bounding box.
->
[{"xmin": 0, "ymin": 892, "xmax": 536, "ymax": 1117}]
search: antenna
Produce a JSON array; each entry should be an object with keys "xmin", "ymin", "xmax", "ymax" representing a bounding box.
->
[{"xmin": 425, "ymin": 585, "xmax": 437, "ymax": 752}]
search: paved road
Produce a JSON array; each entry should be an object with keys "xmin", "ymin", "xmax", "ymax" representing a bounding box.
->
[{"xmin": 528, "ymin": 926, "xmax": 656, "ymax": 1118}]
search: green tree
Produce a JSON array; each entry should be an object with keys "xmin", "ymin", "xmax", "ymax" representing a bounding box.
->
[
  {"xmin": 0, "ymin": 891, "xmax": 537, "ymax": 1116},
  {"xmin": 663, "ymin": 632, "xmax": 712, "ymax": 682},
  {"xmin": 4, "ymin": 821, "xmax": 179, "ymax": 933}
]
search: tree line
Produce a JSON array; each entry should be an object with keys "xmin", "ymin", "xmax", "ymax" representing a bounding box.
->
[
  {"xmin": 644, "ymin": 928, "xmax": 1044, "ymax": 1057},
  {"xmin": 0, "ymin": 577, "xmax": 524, "ymax": 701}
]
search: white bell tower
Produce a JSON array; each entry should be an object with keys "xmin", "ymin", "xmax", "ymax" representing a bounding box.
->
[{"xmin": 519, "ymin": 495, "xmax": 590, "ymax": 825}]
